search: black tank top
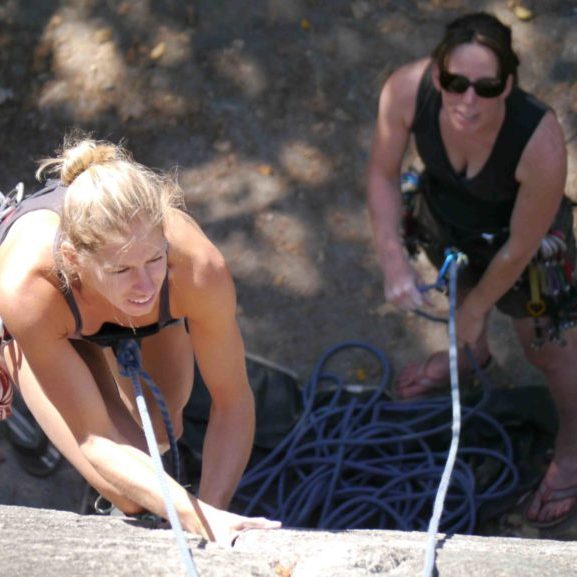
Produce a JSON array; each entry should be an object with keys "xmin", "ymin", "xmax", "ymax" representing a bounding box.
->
[
  {"xmin": 0, "ymin": 180, "xmax": 182, "ymax": 347},
  {"xmin": 411, "ymin": 65, "xmax": 548, "ymax": 235}
]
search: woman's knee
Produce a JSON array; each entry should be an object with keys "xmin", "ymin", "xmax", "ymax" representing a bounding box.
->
[
  {"xmin": 523, "ymin": 348, "xmax": 552, "ymax": 373},
  {"xmin": 523, "ymin": 342, "xmax": 576, "ymax": 376}
]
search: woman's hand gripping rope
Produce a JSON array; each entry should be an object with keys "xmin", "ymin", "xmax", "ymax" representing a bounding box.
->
[
  {"xmin": 115, "ymin": 339, "xmax": 281, "ymax": 550},
  {"xmin": 414, "ymin": 248, "xmax": 469, "ymax": 324}
]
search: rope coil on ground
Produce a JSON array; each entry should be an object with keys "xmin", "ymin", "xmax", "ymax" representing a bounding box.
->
[{"xmin": 235, "ymin": 340, "xmax": 518, "ymax": 534}]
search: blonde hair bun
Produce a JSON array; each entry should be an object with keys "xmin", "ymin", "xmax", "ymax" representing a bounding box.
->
[
  {"xmin": 60, "ymin": 141, "xmax": 122, "ymax": 185},
  {"xmin": 37, "ymin": 136, "xmax": 127, "ymax": 185}
]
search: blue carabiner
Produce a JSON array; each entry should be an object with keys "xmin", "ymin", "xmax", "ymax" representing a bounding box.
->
[{"xmin": 419, "ymin": 248, "xmax": 468, "ymax": 294}]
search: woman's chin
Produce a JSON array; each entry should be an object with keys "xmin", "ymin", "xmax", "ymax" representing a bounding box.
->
[{"xmin": 451, "ymin": 110, "xmax": 482, "ymax": 132}]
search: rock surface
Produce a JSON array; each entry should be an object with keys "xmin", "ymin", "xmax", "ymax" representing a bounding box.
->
[{"xmin": 2, "ymin": 504, "xmax": 577, "ymax": 577}]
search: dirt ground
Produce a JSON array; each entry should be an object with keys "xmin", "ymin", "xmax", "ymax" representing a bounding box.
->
[{"xmin": 1, "ymin": 0, "xmax": 577, "ymax": 539}]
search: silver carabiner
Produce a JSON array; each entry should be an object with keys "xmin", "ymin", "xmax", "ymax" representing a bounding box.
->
[{"xmin": 0, "ymin": 182, "xmax": 24, "ymax": 220}]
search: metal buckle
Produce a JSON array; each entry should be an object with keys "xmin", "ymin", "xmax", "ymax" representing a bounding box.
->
[{"xmin": 0, "ymin": 182, "xmax": 24, "ymax": 220}]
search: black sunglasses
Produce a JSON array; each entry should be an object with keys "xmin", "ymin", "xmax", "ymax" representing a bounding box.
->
[{"xmin": 439, "ymin": 70, "xmax": 507, "ymax": 98}]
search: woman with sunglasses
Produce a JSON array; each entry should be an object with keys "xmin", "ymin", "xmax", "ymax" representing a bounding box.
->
[
  {"xmin": 367, "ymin": 12, "xmax": 577, "ymax": 527},
  {"xmin": 0, "ymin": 135, "xmax": 281, "ymax": 543}
]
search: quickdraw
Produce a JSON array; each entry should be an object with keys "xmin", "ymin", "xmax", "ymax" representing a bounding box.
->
[
  {"xmin": 401, "ymin": 169, "xmax": 422, "ymax": 258},
  {"xmin": 527, "ymin": 230, "xmax": 577, "ymax": 348},
  {"xmin": 527, "ymin": 263, "xmax": 546, "ymax": 318},
  {"xmin": 418, "ymin": 247, "xmax": 469, "ymax": 295},
  {"xmin": 0, "ymin": 182, "xmax": 24, "ymax": 222}
]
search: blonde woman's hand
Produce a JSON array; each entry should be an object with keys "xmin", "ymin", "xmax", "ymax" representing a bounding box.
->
[{"xmin": 190, "ymin": 500, "xmax": 281, "ymax": 547}]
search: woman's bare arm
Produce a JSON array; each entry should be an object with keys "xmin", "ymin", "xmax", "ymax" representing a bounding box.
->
[
  {"xmin": 366, "ymin": 59, "xmax": 430, "ymax": 309},
  {"xmin": 167, "ymin": 210, "xmax": 255, "ymax": 510},
  {"xmin": 457, "ymin": 111, "xmax": 568, "ymax": 344}
]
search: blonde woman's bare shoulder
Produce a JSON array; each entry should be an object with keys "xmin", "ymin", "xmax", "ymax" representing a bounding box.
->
[
  {"xmin": 0, "ymin": 211, "xmax": 70, "ymax": 337},
  {"xmin": 0, "ymin": 264, "xmax": 70, "ymax": 344},
  {"xmin": 165, "ymin": 208, "xmax": 231, "ymax": 290},
  {"xmin": 0, "ymin": 211, "xmax": 60, "ymax": 285}
]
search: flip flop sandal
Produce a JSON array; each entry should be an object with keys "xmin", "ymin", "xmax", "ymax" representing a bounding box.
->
[
  {"xmin": 523, "ymin": 480, "xmax": 577, "ymax": 529},
  {"xmin": 394, "ymin": 354, "xmax": 494, "ymax": 400}
]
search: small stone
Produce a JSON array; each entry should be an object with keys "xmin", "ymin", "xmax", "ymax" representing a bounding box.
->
[
  {"xmin": 351, "ymin": 1, "xmax": 371, "ymax": 20},
  {"xmin": 213, "ymin": 140, "xmax": 232, "ymax": 153},
  {"xmin": 0, "ymin": 87, "xmax": 14, "ymax": 105},
  {"xmin": 257, "ymin": 164, "xmax": 273, "ymax": 176},
  {"xmin": 94, "ymin": 28, "xmax": 113, "ymax": 44},
  {"xmin": 513, "ymin": 6, "xmax": 534, "ymax": 21},
  {"xmin": 150, "ymin": 42, "xmax": 166, "ymax": 60}
]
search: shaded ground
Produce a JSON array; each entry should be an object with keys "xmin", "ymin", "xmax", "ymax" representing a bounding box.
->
[{"xmin": 1, "ymin": 0, "xmax": 577, "ymax": 539}]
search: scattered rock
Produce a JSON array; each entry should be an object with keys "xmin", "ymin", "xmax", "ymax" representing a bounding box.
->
[
  {"xmin": 150, "ymin": 41, "xmax": 165, "ymax": 60},
  {"xmin": 350, "ymin": 1, "xmax": 371, "ymax": 20},
  {"xmin": 0, "ymin": 87, "xmax": 14, "ymax": 105}
]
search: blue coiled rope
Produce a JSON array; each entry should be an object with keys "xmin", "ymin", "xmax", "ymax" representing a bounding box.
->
[
  {"xmin": 235, "ymin": 252, "xmax": 519, "ymax": 538},
  {"xmin": 235, "ymin": 339, "xmax": 518, "ymax": 533}
]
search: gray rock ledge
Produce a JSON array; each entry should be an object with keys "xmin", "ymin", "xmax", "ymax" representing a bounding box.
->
[{"xmin": 1, "ymin": 504, "xmax": 577, "ymax": 577}]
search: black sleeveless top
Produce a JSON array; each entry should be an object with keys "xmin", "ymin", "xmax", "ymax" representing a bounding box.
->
[
  {"xmin": 0, "ymin": 179, "xmax": 182, "ymax": 347},
  {"xmin": 411, "ymin": 65, "xmax": 549, "ymax": 235}
]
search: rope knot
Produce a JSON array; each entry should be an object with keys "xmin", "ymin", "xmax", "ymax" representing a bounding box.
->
[
  {"xmin": 115, "ymin": 339, "xmax": 142, "ymax": 377},
  {"xmin": 114, "ymin": 337, "xmax": 182, "ymax": 482}
]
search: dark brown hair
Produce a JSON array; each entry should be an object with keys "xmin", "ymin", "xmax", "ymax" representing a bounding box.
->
[{"xmin": 432, "ymin": 12, "xmax": 520, "ymax": 84}]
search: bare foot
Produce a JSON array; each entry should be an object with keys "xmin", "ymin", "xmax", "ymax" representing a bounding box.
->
[
  {"xmin": 395, "ymin": 351, "xmax": 452, "ymax": 399},
  {"xmin": 395, "ymin": 350, "xmax": 491, "ymax": 399},
  {"xmin": 526, "ymin": 461, "xmax": 577, "ymax": 527}
]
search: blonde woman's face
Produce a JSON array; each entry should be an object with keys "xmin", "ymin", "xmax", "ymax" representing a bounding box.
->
[{"xmin": 82, "ymin": 221, "xmax": 168, "ymax": 318}]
